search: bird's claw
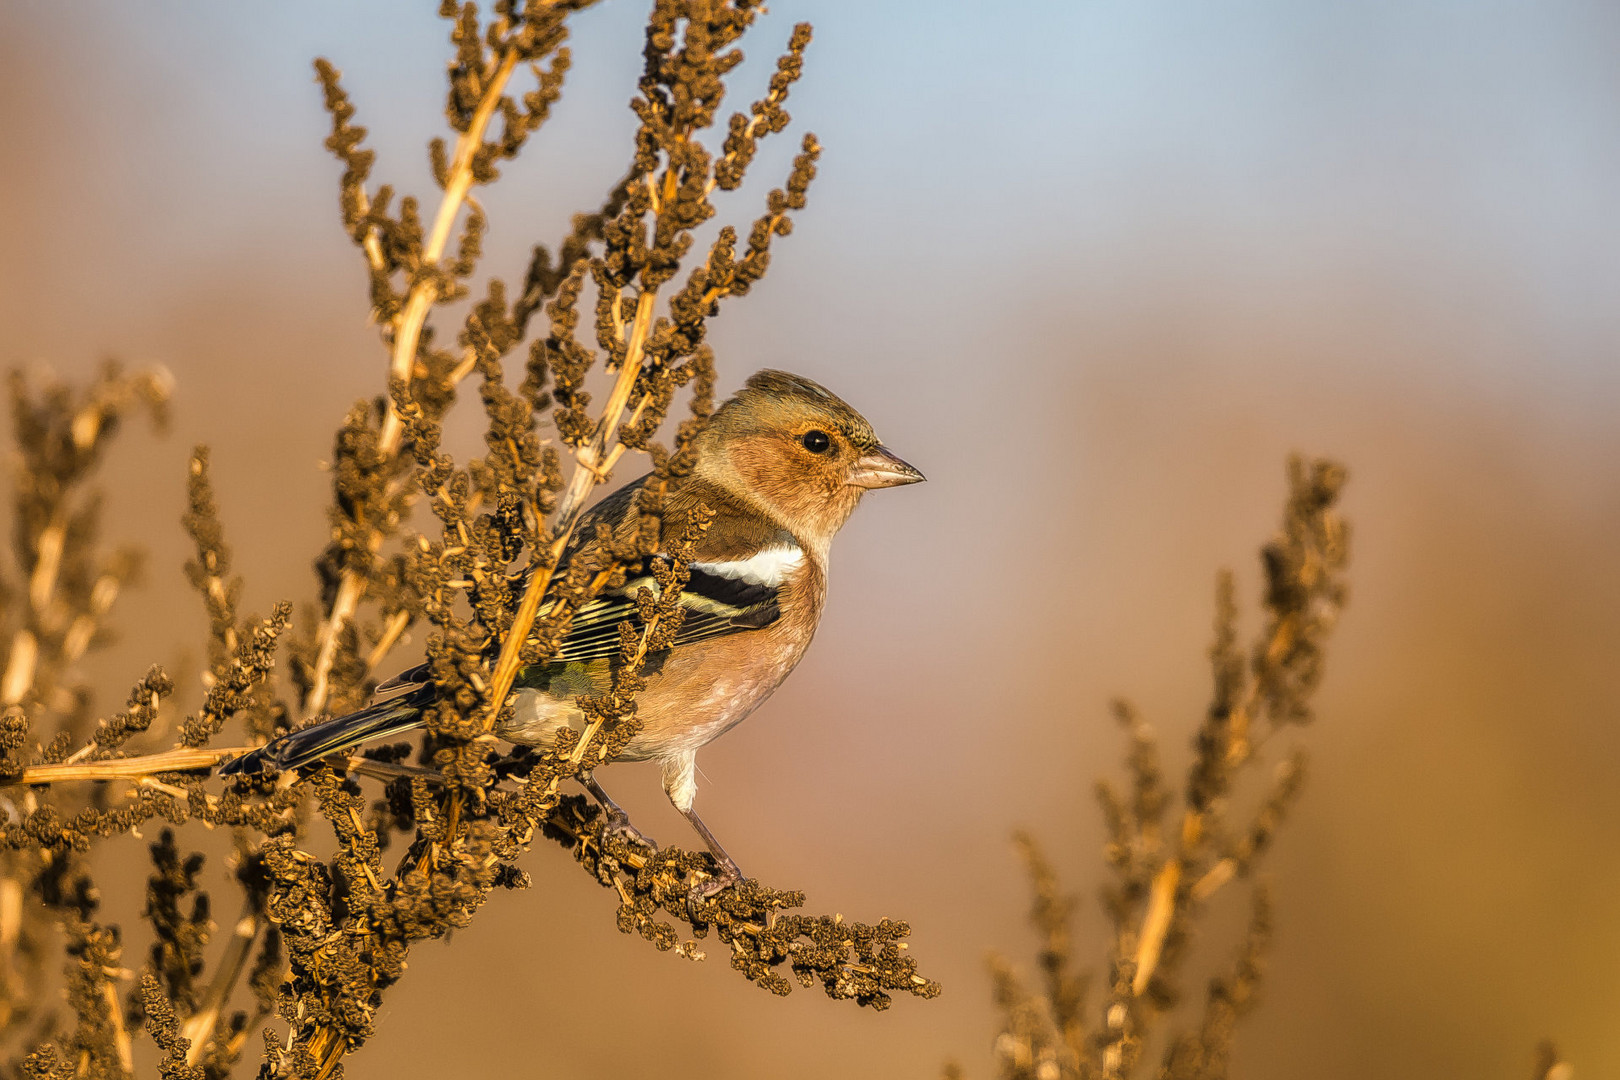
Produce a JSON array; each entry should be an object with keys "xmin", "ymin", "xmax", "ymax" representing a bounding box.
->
[
  {"xmin": 599, "ymin": 810, "xmax": 657, "ymax": 852},
  {"xmin": 684, "ymin": 861, "xmax": 742, "ymax": 920}
]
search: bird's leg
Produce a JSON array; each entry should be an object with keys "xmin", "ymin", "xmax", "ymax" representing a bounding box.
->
[
  {"xmin": 580, "ymin": 770, "xmax": 657, "ymax": 849},
  {"xmin": 680, "ymin": 805, "xmax": 743, "ymax": 902},
  {"xmin": 661, "ymin": 751, "xmax": 743, "ymax": 913}
]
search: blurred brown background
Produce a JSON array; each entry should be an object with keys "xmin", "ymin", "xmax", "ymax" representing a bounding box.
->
[{"xmin": 4, "ymin": 1, "xmax": 1620, "ymax": 1077}]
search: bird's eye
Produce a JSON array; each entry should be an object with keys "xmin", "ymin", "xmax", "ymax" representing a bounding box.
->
[{"xmin": 801, "ymin": 430, "xmax": 831, "ymax": 454}]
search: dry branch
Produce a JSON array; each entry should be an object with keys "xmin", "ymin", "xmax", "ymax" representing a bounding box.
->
[
  {"xmin": 0, "ymin": 7, "xmax": 937, "ymax": 1080},
  {"xmin": 973, "ymin": 458, "xmax": 1350, "ymax": 1080}
]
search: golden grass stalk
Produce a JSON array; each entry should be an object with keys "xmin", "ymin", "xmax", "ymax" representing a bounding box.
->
[{"xmin": 305, "ymin": 37, "xmax": 525, "ymax": 719}]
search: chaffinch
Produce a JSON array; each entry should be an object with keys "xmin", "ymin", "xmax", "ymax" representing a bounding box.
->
[{"xmin": 223, "ymin": 370, "xmax": 924, "ymax": 899}]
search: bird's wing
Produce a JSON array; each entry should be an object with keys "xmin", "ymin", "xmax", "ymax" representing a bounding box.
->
[
  {"xmin": 532, "ymin": 472, "xmax": 792, "ymax": 664},
  {"xmin": 541, "ymin": 554, "xmax": 783, "ymax": 665},
  {"xmin": 374, "ymin": 475, "xmax": 790, "ymax": 692},
  {"xmin": 567, "ymin": 474, "xmax": 649, "ymax": 552}
]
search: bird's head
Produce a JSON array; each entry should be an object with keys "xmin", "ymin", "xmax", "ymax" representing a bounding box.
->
[{"xmin": 693, "ymin": 370, "xmax": 924, "ymax": 551}]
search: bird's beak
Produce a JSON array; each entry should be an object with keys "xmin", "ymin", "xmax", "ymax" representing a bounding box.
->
[{"xmin": 848, "ymin": 445, "xmax": 926, "ymax": 489}]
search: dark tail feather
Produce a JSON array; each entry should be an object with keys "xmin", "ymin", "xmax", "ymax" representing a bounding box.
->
[
  {"xmin": 375, "ymin": 662, "xmax": 430, "ymax": 694},
  {"xmin": 220, "ymin": 686, "xmax": 432, "ymax": 776}
]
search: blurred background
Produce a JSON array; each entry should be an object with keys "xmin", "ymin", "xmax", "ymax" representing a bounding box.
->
[{"xmin": 4, "ymin": 1, "xmax": 1620, "ymax": 1077}]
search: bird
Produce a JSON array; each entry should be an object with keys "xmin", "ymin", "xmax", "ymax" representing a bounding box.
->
[{"xmin": 221, "ymin": 369, "xmax": 924, "ymax": 903}]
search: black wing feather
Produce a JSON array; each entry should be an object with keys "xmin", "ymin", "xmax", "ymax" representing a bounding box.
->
[{"xmin": 544, "ymin": 556, "xmax": 782, "ymax": 664}]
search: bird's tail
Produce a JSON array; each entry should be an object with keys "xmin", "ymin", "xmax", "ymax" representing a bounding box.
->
[{"xmin": 219, "ymin": 686, "xmax": 432, "ymax": 776}]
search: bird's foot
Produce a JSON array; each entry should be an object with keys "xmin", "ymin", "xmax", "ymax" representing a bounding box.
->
[
  {"xmin": 598, "ymin": 809, "xmax": 657, "ymax": 852},
  {"xmin": 685, "ymin": 860, "xmax": 743, "ymax": 920}
]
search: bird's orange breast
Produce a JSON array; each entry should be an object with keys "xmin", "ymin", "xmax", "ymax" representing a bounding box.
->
[{"xmin": 613, "ymin": 553, "xmax": 826, "ymax": 763}]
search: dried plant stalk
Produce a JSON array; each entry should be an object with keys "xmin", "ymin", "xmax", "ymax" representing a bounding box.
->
[
  {"xmin": 1, "ymin": 5, "xmax": 937, "ymax": 1079},
  {"xmin": 967, "ymin": 458, "xmax": 1350, "ymax": 1080},
  {"xmin": 1533, "ymin": 1042, "xmax": 1574, "ymax": 1080},
  {"xmin": 302, "ymin": 6, "xmax": 567, "ymax": 718}
]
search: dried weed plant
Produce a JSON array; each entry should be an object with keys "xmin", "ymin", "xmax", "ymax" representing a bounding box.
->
[
  {"xmin": 1533, "ymin": 1042, "xmax": 1574, "ymax": 1080},
  {"xmin": 0, "ymin": 4, "xmax": 938, "ymax": 1078},
  {"xmin": 953, "ymin": 459, "xmax": 1350, "ymax": 1080}
]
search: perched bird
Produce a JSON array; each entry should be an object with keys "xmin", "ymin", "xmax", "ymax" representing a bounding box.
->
[{"xmin": 222, "ymin": 370, "xmax": 923, "ymax": 900}]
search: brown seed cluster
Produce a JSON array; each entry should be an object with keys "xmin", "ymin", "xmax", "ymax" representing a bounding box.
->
[
  {"xmin": 965, "ymin": 459, "xmax": 1351, "ymax": 1080},
  {"xmin": 0, "ymin": 4, "xmax": 937, "ymax": 1078}
]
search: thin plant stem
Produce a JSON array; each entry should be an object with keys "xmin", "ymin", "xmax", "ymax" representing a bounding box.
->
[{"xmin": 306, "ymin": 45, "xmax": 523, "ymax": 719}]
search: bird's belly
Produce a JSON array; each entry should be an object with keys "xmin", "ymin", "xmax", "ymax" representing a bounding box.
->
[
  {"xmin": 494, "ymin": 630, "xmax": 810, "ymax": 764},
  {"xmin": 616, "ymin": 633, "xmax": 806, "ymax": 762}
]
